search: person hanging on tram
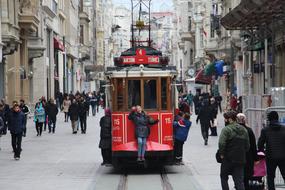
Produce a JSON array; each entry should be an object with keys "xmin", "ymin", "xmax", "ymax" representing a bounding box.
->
[{"xmin": 128, "ymin": 105, "xmax": 159, "ymax": 162}]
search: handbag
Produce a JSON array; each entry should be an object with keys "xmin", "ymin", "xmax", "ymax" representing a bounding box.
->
[{"xmin": 215, "ymin": 149, "xmax": 222, "ymax": 163}]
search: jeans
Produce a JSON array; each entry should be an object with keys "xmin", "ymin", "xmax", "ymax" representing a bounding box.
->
[
  {"xmin": 71, "ymin": 120, "xmax": 78, "ymax": 133},
  {"xmin": 23, "ymin": 116, "xmax": 27, "ymax": 136},
  {"xmin": 36, "ymin": 122, "xmax": 43, "ymax": 136},
  {"xmin": 44, "ymin": 114, "xmax": 48, "ymax": 130},
  {"xmin": 64, "ymin": 112, "xmax": 69, "ymax": 122},
  {"xmin": 137, "ymin": 137, "xmax": 147, "ymax": 158},
  {"xmin": 220, "ymin": 159, "xmax": 245, "ymax": 190},
  {"xmin": 266, "ymin": 159, "xmax": 285, "ymax": 190},
  {"xmin": 79, "ymin": 115, "xmax": 87, "ymax": 133},
  {"xmin": 11, "ymin": 133, "xmax": 22, "ymax": 157},
  {"xmin": 91, "ymin": 104, "xmax": 96, "ymax": 116},
  {"xmin": 48, "ymin": 119, "xmax": 56, "ymax": 133},
  {"xmin": 174, "ymin": 139, "xmax": 184, "ymax": 161},
  {"xmin": 201, "ymin": 121, "xmax": 210, "ymax": 141}
]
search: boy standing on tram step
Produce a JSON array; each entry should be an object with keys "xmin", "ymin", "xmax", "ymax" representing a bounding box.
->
[
  {"xmin": 173, "ymin": 113, "xmax": 191, "ymax": 164},
  {"xmin": 7, "ymin": 102, "xmax": 25, "ymax": 160}
]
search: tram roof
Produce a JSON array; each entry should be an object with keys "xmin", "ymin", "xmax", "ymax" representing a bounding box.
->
[{"xmin": 105, "ymin": 66, "xmax": 177, "ymax": 78}]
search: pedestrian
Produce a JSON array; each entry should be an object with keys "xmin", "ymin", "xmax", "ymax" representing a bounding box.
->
[
  {"xmin": 178, "ymin": 98, "xmax": 190, "ymax": 113},
  {"xmin": 7, "ymin": 102, "xmax": 25, "ymax": 160},
  {"xmin": 218, "ymin": 111, "xmax": 250, "ymax": 190},
  {"xmin": 196, "ymin": 98, "xmax": 212, "ymax": 145},
  {"xmin": 99, "ymin": 108, "xmax": 112, "ymax": 165},
  {"xmin": 68, "ymin": 99, "xmax": 79, "ymax": 134},
  {"xmin": 63, "ymin": 96, "xmax": 71, "ymax": 122},
  {"xmin": 128, "ymin": 105, "xmax": 159, "ymax": 161},
  {"xmin": 96, "ymin": 92, "xmax": 101, "ymax": 112},
  {"xmin": 39, "ymin": 97, "xmax": 48, "ymax": 131},
  {"xmin": 34, "ymin": 102, "xmax": 45, "ymax": 136},
  {"xmin": 209, "ymin": 97, "xmax": 218, "ymax": 136},
  {"xmin": 237, "ymin": 113, "xmax": 257, "ymax": 190},
  {"xmin": 185, "ymin": 90, "xmax": 194, "ymax": 112},
  {"xmin": 173, "ymin": 112, "xmax": 191, "ymax": 164},
  {"xmin": 19, "ymin": 99, "xmax": 30, "ymax": 137},
  {"xmin": 237, "ymin": 96, "xmax": 243, "ymax": 113},
  {"xmin": 258, "ymin": 111, "xmax": 285, "ymax": 190},
  {"xmin": 46, "ymin": 98, "xmax": 58, "ymax": 133},
  {"xmin": 230, "ymin": 94, "xmax": 238, "ymax": 111},
  {"xmin": 0, "ymin": 103, "xmax": 5, "ymax": 150},
  {"xmin": 193, "ymin": 92, "xmax": 200, "ymax": 115},
  {"xmin": 0, "ymin": 99, "xmax": 10, "ymax": 135},
  {"xmin": 78, "ymin": 96, "xmax": 89, "ymax": 134},
  {"xmin": 215, "ymin": 94, "xmax": 223, "ymax": 113},
  {"xmin": 90, "ymin": 92, "xmax": 97, "ymax": 116}
]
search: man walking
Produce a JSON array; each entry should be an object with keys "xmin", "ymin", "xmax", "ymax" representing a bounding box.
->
[
  {"xmin": 78, "ymin": 97, "xmax": 89, "ymax": 134},
  {"xmin": 19, "ymin": 99, "xmax": 30, "ymax": 137},
  {"xmin": 46, "ymin": 98, "xmax": 58, "ymax": 133},
  {"xmin": 7, "ymin": 102, "xmax": 25, "ymax": 160},
  {"xmin": 218, "ymin": 111, "xmax": 250, "ymax": 190},
  {"xmin": 258, "ymin": 111, "xmax": 285, "ymax": 190}
]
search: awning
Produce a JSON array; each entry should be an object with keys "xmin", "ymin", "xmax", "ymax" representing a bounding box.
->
[
  {"xmin": 54, "ymin": 38, "xmax": 65, "ymax": 51},
  {"xmin": 195, "ymin": 69, "xmax": 212, "ymax": 85},
  {"xmin": 221, "ymin": 0, "xmax": 285, "ymax": 30}
]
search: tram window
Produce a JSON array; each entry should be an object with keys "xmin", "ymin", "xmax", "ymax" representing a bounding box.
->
[
  {"xmin": 117, "ymin": 79, "xmax": 124, "ymax": 111},
  {"xmin": 144, "ymin": 79, "xmax": 157, "ymax": 109},
  {"xmin": 161, "ymin": 78, "xmax": 167, "ymax": 110},
  {"xmin": 128, "ymin": 80, "xmax": 141, "ymax": 108}
]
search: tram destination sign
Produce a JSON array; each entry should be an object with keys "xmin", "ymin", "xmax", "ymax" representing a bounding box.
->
[{"xmin": 122, "ymin": 48, "xmax": 160, "ymax": 65}]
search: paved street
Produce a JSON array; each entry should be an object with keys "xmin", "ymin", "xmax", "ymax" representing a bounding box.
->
[{"xmin": 0, "ymin": 109, "xmax": 272, "ymax": 190}]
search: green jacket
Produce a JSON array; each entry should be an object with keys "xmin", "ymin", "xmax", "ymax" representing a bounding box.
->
[{"xmin": 218, "ymin": 122, "xmax": 250, "ymax": 164}]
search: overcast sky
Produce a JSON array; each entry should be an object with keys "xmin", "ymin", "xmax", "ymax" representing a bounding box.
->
[{"xmin": 112, "ymin": 0, "xmax": 173, "ymax": 11}]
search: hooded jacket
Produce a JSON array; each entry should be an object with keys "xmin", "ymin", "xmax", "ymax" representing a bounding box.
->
[
  {"xmin": 219, "ymin": 122, "xmax": 250, "ymax": 164},
  {"xmin": 174, "ymin": 119, "xmax": 192, "ymax": 142},
  {"xmin": 258, "ymin": 122, "xmax": 285, "ymax": 160}
]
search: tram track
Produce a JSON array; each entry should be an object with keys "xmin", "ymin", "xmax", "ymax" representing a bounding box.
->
[{"xmin": 117, "ymin": 167, "xmax": 173, "ymax": 190}]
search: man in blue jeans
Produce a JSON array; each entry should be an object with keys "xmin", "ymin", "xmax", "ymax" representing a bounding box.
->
[{"xmin": 218, "ymin": 111, "xmax": 250, "ymax": 190}]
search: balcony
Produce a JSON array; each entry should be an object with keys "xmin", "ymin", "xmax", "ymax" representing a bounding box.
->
[
  {"xmin": 18, "ymin": 14, "xmax": 40, "ymax": 33},
  {"xmin": 27, "ymin": 37, "xmax": 45, "ymax": 60},
  {"xmin": 79, "ymin": 12, "xmax": 90, "ymax": 23},
  {"xmin": 180, "ymin": 31, "xmax": 194, "ymax": 42}
]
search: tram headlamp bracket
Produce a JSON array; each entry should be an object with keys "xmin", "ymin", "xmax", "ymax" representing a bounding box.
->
[{"xmin": 139, "ymin": 64, "xmax": 144, "ymax": 76}]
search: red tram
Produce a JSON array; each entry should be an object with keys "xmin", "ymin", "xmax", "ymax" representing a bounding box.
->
[
  {"xmin": 105, "ymin": 47, "xmax": 177, "ymax": 167},
  {"xmin": 104, "ymin": 0, "xmax": 178, "ymax": 167}
]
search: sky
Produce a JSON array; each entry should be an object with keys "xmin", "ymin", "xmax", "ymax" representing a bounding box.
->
[{"xmin": 112, "ymin": 0, "xmax": 173, "ymax": 11}]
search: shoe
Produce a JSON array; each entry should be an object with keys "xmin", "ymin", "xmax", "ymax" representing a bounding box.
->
[
  {"xmin": 137, "ymin": 157, "xmax": 142, "ymax": 162},
  {"xmin": 37, "ymin": 134, "xmax": 39, "ymax": 136},
  {"xmin": 141, "ymin": 157, "xmax": 145, "ymax": 161},
  {"xmin": 101, "ymin": 162, "xmax": 106, "ymax": 166},
  {"xmin": 204, "ymin": 139, "xmax": 208, "ymax": 145},
  {"xmin": 48, "ymin": 131, "xmax": 51, "ymax": 133},
  {"xmin": 22, "ymin": 134, "xmax": 26, "ymax": 137}
]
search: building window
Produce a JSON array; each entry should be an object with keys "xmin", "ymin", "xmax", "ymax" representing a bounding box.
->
[
  {"xmin": 210, "ymin": 15, "xmax": 215, "ymax": 38},
  {"xmin": 59, "ymin": 0, "xmax": 64, "ymax": 10},
  {"xmin": 128, "ymin": 80, "xmax": 141, "ymax": 109},
  {"xmin": 144, "ymin": 79, "xmax": 157, "ymax": 109},
  {"xmin": 188, "ymin": 16, "xmax": 192, "ymax": 31},
  {"xmin": 80, "ymin": 25, "xmax": 84, "ymax": 44},
  {"xmin": 188, "ymin": 2, "xmax": 192, "ymax": 12},
  {"xmin": 79, "ymin": 0, "xmax": 84, "ymax": 12},
  {"xmin": 60, "ymin": 18, "xmax": 65, "ymax": 36},
  {"xmin": 52, "ymin": 0, "xmax": 58, "ymax": 14}
]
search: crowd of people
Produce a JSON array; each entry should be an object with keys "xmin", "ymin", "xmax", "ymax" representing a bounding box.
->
[{"xmin": 0, "ymin": 90, "xmax": 106, "ymax": 160}]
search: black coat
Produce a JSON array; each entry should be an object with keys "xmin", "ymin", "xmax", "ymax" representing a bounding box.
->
[
  {"xmin": 209, "ymin": 102, "xmax": 218, "ymax": 120},
  {"xmin": 7, "ymin": 111, "xmax": 25, "ymax": 134},
  {"xmin": 240, "ymin": 123, "xmax": 257, "ymax": 178},
  {"xmin": 68, "ymin": 103, "xmax": 79, "ymax": 121},
  {"xmin": 46, "ymin": 103, "xmax": 58, "ymax": 121},
  {"xmin": 99, "ymin": 115, "xmax": 112, "ymax": 149},
  {"xmin": 258, "ymin": 122, "xmax": 285, "ymax": 160},
  {"xmin": 196, "ymin": 101, "xmax": 212, "ymax": 125},
  {"xmin": 78, "ymin": 101, "xmax": 89, "ymax": 117}
]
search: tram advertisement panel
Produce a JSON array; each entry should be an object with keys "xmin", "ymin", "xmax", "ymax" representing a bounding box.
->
[
  {"xmin": 112, "ymin": 113, "xmax": 124, "ymax": 148},
  {"xmin": 161, "ymin": 113, "xmax": 173, "ymax": 147}
]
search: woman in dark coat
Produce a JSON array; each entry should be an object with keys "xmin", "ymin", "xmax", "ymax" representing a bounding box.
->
[
  {"xmin": 196, "ymin": 98, "xmax": 212, "ymax": 145},
  {"xmin": 209, "ymin": 97, "xmax": 218, "ymax": 136},
  {"xmin": 237, "ymin": 113, "xmax": 257, "ymax": 190},
  {"xmin": 46, "ymin": 98, "xmax": 58, "ymax": 133},
  {"xmin": 128, "ymin": 105, "xmax": 158, "ymax": 161},
  {"xmin": 68, "ymin": 99, "xmax": 79, "ymax": 134},
  {"xmin": 99, "ymin": 108, "xmax": 112, "ymax": 165}
]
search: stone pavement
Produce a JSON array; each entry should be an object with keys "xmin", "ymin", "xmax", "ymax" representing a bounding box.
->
[{"xmin": 0, "ymin": 108, "xmax": 281, "ymax": 190}]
